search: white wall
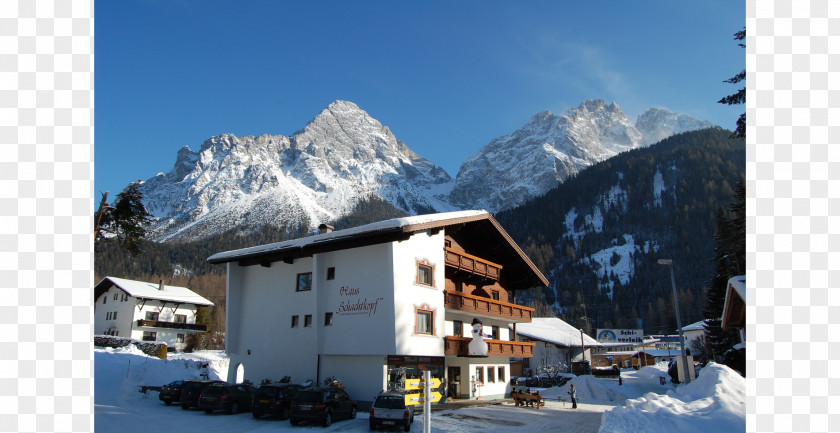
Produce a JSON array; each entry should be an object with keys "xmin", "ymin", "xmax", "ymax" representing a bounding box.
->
[
  {"xmin": 320, "ymin": 355, "xmax": 386, "ymax": 404},
  {"xmin": 392, "ymin": 230, "xmax": 445, "ymax": 356},
  {"xmin": 94, "ymin": 288, "xmax": 134, "ymax": 336}
]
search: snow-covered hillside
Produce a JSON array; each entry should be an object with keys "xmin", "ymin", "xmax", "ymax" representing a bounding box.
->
[
  {"xmin": 450, "ymin": 100, "xmax": 714, "ymax": 213},
  {"xmin": 136, "ymin": 100, "xmax": 715, "ymax": 241}
]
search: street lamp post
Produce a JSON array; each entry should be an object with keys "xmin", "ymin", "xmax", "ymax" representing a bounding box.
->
[{"xmin": 657, "ymin": 259, "xmax": 691, "ymax": 384}]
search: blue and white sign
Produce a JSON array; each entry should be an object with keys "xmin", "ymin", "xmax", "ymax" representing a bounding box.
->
[{"xmin": 597, "ymin": 328, "xmax": 643, "ymax": 344}]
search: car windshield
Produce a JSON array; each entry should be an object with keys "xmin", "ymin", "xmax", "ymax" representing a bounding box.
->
[
  {"xmin": 374, "ymin": 396, "xmax": 405, "ymax": 409},
  {"xmin": 294, "ymin": 391, "xmax": 324, "ymax": 403}
]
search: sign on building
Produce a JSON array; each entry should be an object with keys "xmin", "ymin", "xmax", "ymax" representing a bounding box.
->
[{"xmin": 597, "ymin": 328, "xmax": 643, "ymax": 344}]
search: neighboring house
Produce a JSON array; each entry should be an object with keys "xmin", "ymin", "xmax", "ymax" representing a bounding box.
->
[
  {"xmin": 721, "ymin": 275, "xmax": 746, "ymax": 345},
  {"xmin": 207, "ymin": 210, "xmax": 548, "ymax": 405},
  {"xmin": 93, "ymin": 276, "xmax": 214, "ymax": 352},
  {"xmin": 680, "ymin": 320, "xmax": 707, "ymax": 356},
  {"xmin": 509, "ymin": 317, "xmax": 602, "ymax": 376}
]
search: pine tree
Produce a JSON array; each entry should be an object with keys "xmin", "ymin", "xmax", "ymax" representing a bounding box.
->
[
  {"xmin": 718, "ymin": 27, "xmax": 746, "ymax": 139},
  {"xmin": 97, "ymin": 181, "xmax": 153, "ymax": 256}
]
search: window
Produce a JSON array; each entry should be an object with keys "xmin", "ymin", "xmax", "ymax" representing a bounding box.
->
[
  {"xmin": 453, "ymin": 320, "xmax": 462, "ymax": 337},
  {"xmin": 113, "ymin": 311, "xmax": 117, "ymax": 320},
  {"xmin": 145, "ymin": 311, "xmax": 159, "ymax": 321},
  {"xmin": 176, "ymin": 334, "xmax": 185, "ymax": 343},
  {"xmin": 415, "ymin": 309, "xmax": 434, "ymax": 335},
  {"xmin": 142, "ymin": 331, "xmax": 157, "ymax": 341},
  {"xmin": 103, "ymin": 296, "xmax": 106, "ymax": 304},
  {"xmin": 487, "ymin": 367, "xmax": 496, "ymax": 383},
  {"xmin": 417, "ymin": 262, "xmax": 434, "ymax": 286},
  {"xmin": 324, "ymin": 312, "xmax": 333, "ymax": 326},
  {"xmin": 174, "ymin": 314, "xmax": 187, "ymax": 324},
  {"xmin": 491, "ymin": 290, "xmax": 500, "ymax": 301},
  {"xmin": 122, "ymin": 293, "xmax": 127, "ymax": 302},
  {"xmin": 327, "ymin": 267, "xmax": 335, "ymax": 280},
  {"xmin": 105, "ymin": 312, "xmax": 110, "ymax": 320},
  {"xmin": 304, "ymin": 315, "xmax": 312, "ymax": 327},
  {"xmin": 454, "ymin": 281, "xmax": 463, "ymax": 292},
  {"xmin": 491, "ymin": 326, "xmax": 499, "ymax": 340},
  {"xmin": 498, "ymin": 366, "xmax": 505, "ymax": 383},
  {"xmin": 291, "ymin": 315, "xmax": 299, "ymax": 328},
  {"xmin": 296, "ymin": 273, "xmax": 312, "ymax": 292},
  {"xmin": 113, "ymin": 293, "xmax": 118, "ymax": 301},
  {"xmin": 475, "ymin": 367, "xmax": 484, "ymax": 384}
]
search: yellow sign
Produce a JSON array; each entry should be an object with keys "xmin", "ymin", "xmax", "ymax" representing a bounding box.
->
[
  {"xmin": 404, "ymin": 392, "xmax": 443, "ymax": 406},
  {"xmin": 404, "ymin": 378, "xmax": 442, "ymax": 390}
]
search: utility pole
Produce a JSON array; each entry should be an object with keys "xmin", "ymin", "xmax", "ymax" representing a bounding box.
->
[{"xmin": 658, "ymin": 259, "xmax": 691, "ymax": 384}]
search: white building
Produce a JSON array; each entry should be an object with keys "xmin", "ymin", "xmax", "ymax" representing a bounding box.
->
[
  {"xmin": 680, "ymin": 320, "xmax": 707, "ymax": 356},
  {"xmin": 511, "ymin": 317, "xmax": 602, "ymax": 376},
  {"xmin": 93, "ymin": 277, "xmax": 214, "ymax": 352},
  {"xmin": 207, "ymin": 210, "xmax": 548, "ymax": 405}
]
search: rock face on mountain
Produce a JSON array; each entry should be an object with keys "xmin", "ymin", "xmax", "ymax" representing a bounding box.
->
[
  {"xmin": 449, "ymin": 100, "xmax": 714, "ymax": 212},
  {"xmin": 137, "ymin": 99, "xmax": 716, "ymax": 241},
  {"xmin": 139, "ymin": 100, "xmax": 454, "ymax": 241}
]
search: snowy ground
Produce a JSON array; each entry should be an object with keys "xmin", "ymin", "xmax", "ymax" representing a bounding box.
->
[{"xmin": 94, "ymin": 346, "xmax": 745, "ymax": 433}]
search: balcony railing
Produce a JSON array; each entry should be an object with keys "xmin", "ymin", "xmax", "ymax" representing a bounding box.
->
[
  {"xmin": 136, "ymin": 319, "xmax": 206, "ymax": 332},
  {"xmin": 444, "ymin": 336, "xmax": 535, "ymax": 358},
  {"xmin": 443, "ymin": 290, "xmax": 533, "ymax": 323},
  {"xmin": 444, "ymin": 247, "xmax": 502, "ymax": 282}
]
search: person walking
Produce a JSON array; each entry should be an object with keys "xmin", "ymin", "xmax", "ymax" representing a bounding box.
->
[{"xmin": 568, "ymin": 384, "xmax": 577, "ymax": 409}]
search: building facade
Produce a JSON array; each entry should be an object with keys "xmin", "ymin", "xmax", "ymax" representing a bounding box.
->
[
  {"xmin": 93, "ymin": 277, "xmax": 213, "ymax": 352},
  {"xmin": 208, "ymin": 211, "xmax": 548, "ymax": 405}
]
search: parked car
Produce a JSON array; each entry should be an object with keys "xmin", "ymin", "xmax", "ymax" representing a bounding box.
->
[
  {"xmin": 158, "ymin": 380, "xmax": 185, "ymax": 405},
  {"xmin": 198, "ymin": 383, "xmax": 257, "ymax": 414},
  {"xmin": 289, "ymin": 387, "xmax": 357, "ymax": 427},
  {"xmin": 369, "ymin": 392, "xmax": 414, "ymax": 432},
  {"xmin": 252, "ymin": 383, "xmax": 303, "ymax": 419},
  {"xmin": 179, "ymin": 380, "xmax": 224, "ymax": 410}
]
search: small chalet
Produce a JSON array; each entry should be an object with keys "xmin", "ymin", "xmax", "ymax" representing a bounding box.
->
[
  {"xmin": 721, "ymin": 275, "xmax": 746, "ymax": 345},
  {"xmin": 93, "ymin": 277, "xmax": 214, "ymax": 352},
  {"xmin": 510, "ymin": 317, "xmax": 602, "ymax": 376}
]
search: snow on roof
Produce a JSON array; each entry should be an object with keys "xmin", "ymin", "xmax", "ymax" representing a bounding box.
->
[
  {"xmin": 681, "ymin": 320, "xmax": 706, "ymax": 332},
  {"xmin": 727, "ymin": 275, "xmax": 746, "ymax": 301},
  {"xmin": 207, "ymin": 209, "xmax": 489, "ymax": 264},
  {"xmin": 511, "ymin": 317, "xmax": 602, "ymax": 348},
  {"xmin": 98, "ymin": 276, "xmax": 214, "ymax": 306}
]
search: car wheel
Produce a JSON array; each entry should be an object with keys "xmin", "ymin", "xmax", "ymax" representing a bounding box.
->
[
  {"xmin": 290, "ymin": 419, "xmax": 299, "ymax": 426},
  {"xmin": 181, "ymin": 404, "xmax": 190, "ymax": 410},
  {"xmin": 164, "ymin": 401, "xmax": 172, "ymax": 406},
  {"xmin": 281, "ymin": 407, "xmax": 290, "ymax": 420},
  {"xmin": 404, "ymin": 424, "xmax": 411, "ymax": 432},
  {"xmin": 252, "ymin": 411, "xmax": 262, "ymax": 419},
  {"xmin": 350, "ymin": 407, "xmax": 357, "ymax": 419},
  {"xmin": 230, "ymin": 402, "xmax": 240, "ymax": 414},
  {"xmin": 370, "ymin": 422, "xmax": 376, "ymax": 430},
  {"xmin": 204, "ymin": 409, "xmax": 213, "ymax": 414},
  {"xmin": 323, "ymin": 410, "xmax": 332, "ymax": 427}
]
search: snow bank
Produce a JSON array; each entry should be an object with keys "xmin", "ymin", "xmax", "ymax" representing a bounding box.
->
[
  {"xmin": 598, "ymin": 362, "xmax": 745, "ymax": 433},
  {"xmin": 94, "ymin": 347, "xmax": 229, "ymax": 405}
]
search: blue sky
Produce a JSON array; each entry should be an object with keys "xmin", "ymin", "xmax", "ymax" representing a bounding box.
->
[{"xmin": 96, "ymin": 1, "xmax": 746, "ymax": 198}]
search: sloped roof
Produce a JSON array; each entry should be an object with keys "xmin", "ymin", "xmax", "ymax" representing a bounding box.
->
[
  {"xmin": 207, "ymin": 210, "xmax": 549, "ymax": 288},
  {"xmin": 94, "ymin": 276, "xmax": 214, "ymax": 306},
  {"xmin": 681, "ymin": 320, "xmax": 706, "ymax": 332},
  {"xmin": 511, "ymin": 317, "xmax": 602, "ymax": 348},
  {"xmin": 721, "ymin": 275, "xmax": 746, "ymax": 330}
]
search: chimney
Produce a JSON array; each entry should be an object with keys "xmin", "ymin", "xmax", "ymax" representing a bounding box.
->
[
  {"xmin": 158, "ymin": 280, "xmax": 164, "ymax": 291},
  {"xmin": 318, "ymin": 224, "xmax": 334, "ymax": 234}
]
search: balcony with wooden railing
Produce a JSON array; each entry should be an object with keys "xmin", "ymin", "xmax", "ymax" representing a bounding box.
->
[
  {"xmin": 443, "ymin": 289, "xmax": 534, "ymax": 323},
  {"xmin": 136, "ymin": 319, "xmax": 206, "ymax": 332},
  {"xmin": 444, "ymin": 336, "xmax": 535, "ymax": 358},
  {"xmin": 444, "ymin": 247, "xmax": 502, "ymax": 283}
]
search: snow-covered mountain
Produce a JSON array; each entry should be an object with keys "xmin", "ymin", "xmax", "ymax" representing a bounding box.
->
[
  {"xmin": 450, "ymin": 100, "xmax": 715, "ymax": 212},
  {"xmin": 140, "ymin": 100, "xmax": 455, "ymax": 241},
  {"xmin": 137, "ymin": 99, "xmax": 715, "ymax": 241}
]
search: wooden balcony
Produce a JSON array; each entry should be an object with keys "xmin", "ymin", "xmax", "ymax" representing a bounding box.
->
[
  {"xmin": 444, "ymin": 247, "xmax": 502, "ymax": 283},
  {"xmin": 136, "ymin": 319, "xmax": 206, "ymax": 332},
  {"xmin": 444, "ymin": 336, "xmax": 534, "ymax": 358},
  {"xmin": 443, "ymin": 289, "xmax": 534, "ymax": 323}
]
